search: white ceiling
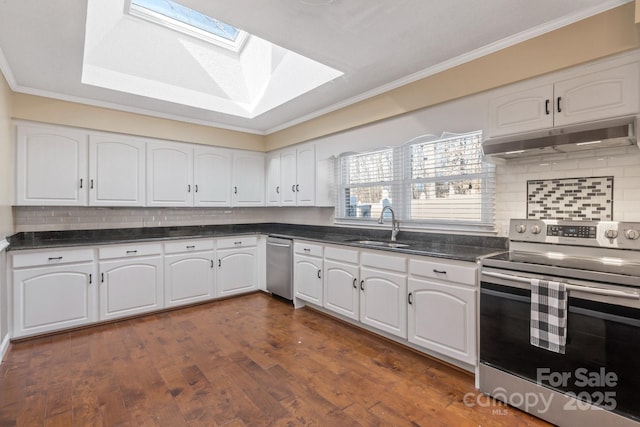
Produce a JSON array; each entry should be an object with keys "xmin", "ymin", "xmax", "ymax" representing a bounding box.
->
[{"xmin": 0, "ymin": 0, "xmax": 629, "ymax": 135}]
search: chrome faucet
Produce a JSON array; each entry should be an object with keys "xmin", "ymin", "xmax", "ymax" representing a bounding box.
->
[{"xmin": 378, "ymin": 206, "xmax": 400, "ymax": 241}]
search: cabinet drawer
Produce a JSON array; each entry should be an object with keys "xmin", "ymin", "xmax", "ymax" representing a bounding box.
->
[
  {"xmin": 99, "ymin": 243, "xmax": 162, "ymax": 259},
  {"xmin": 165, "ymin": 239, "xmax": 214, "ymax": 254},
  {"xmin": 324, "ymin": 245, "xmax": 358, "ymax": 264},
  {"xmin": 360, "ymin": 251, "xmax": 406, "ymax": 273},
  {"xmin": 409, "ymin": 258, "xmax": 477, "ymax": 286},
  {"xmin": 12, "ymin": 248, "xmax": 95, "ymax": 268},
  {"xmin": 294, "ymin": 241, "xmax": 323, "ymax": 257},
  {"xmin": 217, "ymin": 236, "xmax": 257, "ymax": 249}
]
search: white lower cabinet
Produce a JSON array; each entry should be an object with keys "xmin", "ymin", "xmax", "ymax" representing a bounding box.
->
[
  {"xmin": 407, "ymin": 257, "xmax": 477, "ymax": 365},
  {"xmin": 164, "ymin": 240, "xmax": 215, "ymax": 307},
  {"xmin": 98, "ymin": 244, "xmax": 164, "ymax": 321},
  {"xmin": 12, "ymin": 249, "xmax": 97, "ymax": 338},
  {"xmin": 293, "ymin": 241, "xmax": 323, "ymax": 305},
  {"xmin": 217, "ymin": 236, "xmax": 258, "ymax": 297},
  {"xmin": 323, "ymin": 246, "xmax": 359, "ymax": 320},
  {"xmin": 359, "ymin": 251, "xmax": 407, "ymax": 339}
]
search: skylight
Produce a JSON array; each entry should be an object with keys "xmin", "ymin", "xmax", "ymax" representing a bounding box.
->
[
  {"xmin": 82, "ymin": 0, "xmax": 343, "ymax": 120},
  {"xmin": 129, "ymin": 0, "xmax": 247, "ymax": 51}
]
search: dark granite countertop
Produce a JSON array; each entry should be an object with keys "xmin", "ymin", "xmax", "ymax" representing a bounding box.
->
[{"xmin": 7, "ymin": 223, "xmax": 508, "ymax": 263}]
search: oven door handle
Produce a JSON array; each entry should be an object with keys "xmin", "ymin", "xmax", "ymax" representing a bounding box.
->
[{"xmin": 482, "ymin": 271, "xmax": 640, "ymax": 300}]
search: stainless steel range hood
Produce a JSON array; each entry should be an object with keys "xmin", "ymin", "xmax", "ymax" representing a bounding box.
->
[{"xmin": 482, "ymin": 115, "xmax": 638, "ymax": 159}]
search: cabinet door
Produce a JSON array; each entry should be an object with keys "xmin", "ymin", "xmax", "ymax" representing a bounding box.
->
[
  {"xmin": 407, "ymin": 278, "xmax": 476, "ymax": 365},
  {"xmin": 89, "ymin": 135, "xmax": 145, "ymax": 206},
  {"xmin": 13, "ymin": 263, "xmax": 96, "ymax": 338},
  {"xmin": 232, "ymin": 151, "xmax": 265, "ymax": 206},
  {"xmin": 194, "ymin": 147, "xmax": 232, "ymax": 206},
  {"xmin": 554, "ymin": 63, "xmax": 640, "ymax": 127},
  {"xmin": 16, "ymin": 125, "xmax": 88, "ymax": 206},
  {"xmin": 296, "ymin": 145, "xmax": 316, "ymax": 206},
  {"xmin": 217, "ymin": 247, "xmax": 257, "ymax": 297},
  {"xmin": 323, "ymin": 259, "xmax": 358, "ymax": 320},
  {"xmin": 280, "ymin": 149, "xmax": 297, "ymax": 206},
  {"xmin": 265, "ymin": 153, "xmax": 281, "ymax": 206},
  {"xmin": 147, "ymin": 141, "xmax": 193, "ymax": 206},
  {"xmin": 488, "ymin": 84, "xmax": 554, "ymax": 137},
  {"xmin": 294, "ymin": 254, "xmax": 322, "ymax": 305},
  {"xmin": 360, "ymin": 267, "xmax": 407, "ymax": 339},
  {"xmin": 99, "ymin": 256, "xmax": 164, "ymax": 320},
  {"xmin": 165, "ymin": 251, "xmax": 215, "ymax": 307}
]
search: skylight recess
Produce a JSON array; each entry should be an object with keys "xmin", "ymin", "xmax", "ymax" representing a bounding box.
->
[{"xmin": 129, "ymin": 0, "xmax": 247, "ymax": 51}]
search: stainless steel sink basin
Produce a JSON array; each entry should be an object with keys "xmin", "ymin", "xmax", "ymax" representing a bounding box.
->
[{"xmin": 349, "ymin": 239, "xmax": 410, "ymax": 248}]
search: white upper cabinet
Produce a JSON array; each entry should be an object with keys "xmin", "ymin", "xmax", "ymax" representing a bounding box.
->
[
  {"xmin": 232, "ymin": 151, "xmax": 265, "ymax": 206},
  {"xmin": 265, "ymin": 144, "xmax": 316, "ymax": 207},
  {"xmin": 280, "ymin": 149, "xmax": 297, "ymax": 206},
  {"xmin": 146, "ymin": 141, "xmax": 193, "ymax": 207},
  {"xmin": 194, "ymin": 146, "xmax": 232, "ymax": 207},
  {"xmin": 16, "ymin": 124, "xmax": 88, "ymax": 206},
  {"xmin": 265, "ymin": 152, "xmax": 281, "ymax": 206},
  {"xmin": 489, "ymin": 62, "xmax": 640, "ymax": 138},
  {"xmin": 295, "ymin": 145, "xmax": 315, "ymax": 206},
  {"xmin": 89, "ymin": 134, "xmax": 145, "ymax": 207},
  {"xmin": 553, "ymin": 63, "xmax": 639, "ymax": 127}
]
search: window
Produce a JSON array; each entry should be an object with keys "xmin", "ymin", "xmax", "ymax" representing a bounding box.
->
[
  {"xmin": 336, "ymin": 131, "xmax": 495, "ymax": 231},
  {"xmin": 129, "ymin": 0, "xmax": 248, "ymax": 51}
]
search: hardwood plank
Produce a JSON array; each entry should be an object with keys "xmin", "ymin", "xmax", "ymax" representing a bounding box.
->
[{"xmin": 0, "ymin": 293, "xmax": 552, "ymax": 426}]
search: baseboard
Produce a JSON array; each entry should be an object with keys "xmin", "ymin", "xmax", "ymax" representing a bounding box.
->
[{"xmin": 0, "ymin": 333, "xmax": 10, "ymax": 363}]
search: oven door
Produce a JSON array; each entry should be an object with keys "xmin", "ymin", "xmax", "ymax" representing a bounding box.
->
[{"xmin": 480, "ymin": 268, "xmax": 640, "ymax": 422}]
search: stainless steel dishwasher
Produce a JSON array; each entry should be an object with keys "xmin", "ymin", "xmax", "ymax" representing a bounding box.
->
[{"xmin": 266, "ymin": 237, "xmax": 293, "ymax": 301}]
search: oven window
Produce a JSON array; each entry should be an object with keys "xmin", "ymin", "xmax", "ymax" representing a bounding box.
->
[{"xmin": 480, "ymin": 282, "xmax": 640, "ymax": 421}]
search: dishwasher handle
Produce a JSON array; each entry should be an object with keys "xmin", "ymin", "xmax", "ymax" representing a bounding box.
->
[{"xmin": 268, "ymin": 242, "xmax": 292, "ymax": 248}]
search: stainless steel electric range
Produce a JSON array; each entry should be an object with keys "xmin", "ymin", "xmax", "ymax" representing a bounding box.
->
[{"xmin": 480, "ymin": 219, "xmax": 640, "ymax": 427}]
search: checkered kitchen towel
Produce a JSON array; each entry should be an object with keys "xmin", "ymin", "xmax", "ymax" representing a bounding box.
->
[{"xmin": 530, "ymin": 278, "xmax": 568, "ymax": 354}]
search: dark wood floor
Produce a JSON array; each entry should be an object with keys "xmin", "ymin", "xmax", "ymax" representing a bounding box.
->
[{"xmin": 0, "ymin": 293, "xmax": 550, "ymax": 426}]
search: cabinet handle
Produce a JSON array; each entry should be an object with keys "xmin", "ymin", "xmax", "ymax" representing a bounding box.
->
[
  {"xmin": 218, "ymin": 259, "xmax": 221, "ymax": 267},
  {"xmin": 557, "ymin": 96, "xmax": 562, "ymax": 113},
  {"xmin": 126, "ymin": 250, "xmax": 138, "ymax": 254},
  {"xmin": 276, "ymin": 186, "xmax": 280, "ymax": 194},
  {"xmin": 433, "ymin": 269, "xmax": 447, "ymax": 274},
  {"xmin": 211, "ymin": 259, "xmax": 214, "ymax": 268},
  {"xmin": 89, "ymin": 274, "xmax": 92, "ymax": 284},
  {"xmin": 188, "ymin": 184, "xmax": 191, "ymax": 193},
  {"xmin": 234, "ymin": 186, "xmax": 238, "ymax": 194},
  {"xmin": 408, "ymin": 292, "xmax": 413, "ymax": 305},
  {"xmin": 317, "ymin": 269, "xmax": 321, "ymax": 279},
  {"xmin": 303, "ymin": 248, "xmax": 311, "ymax": 252},
  {"xmin": 90, "ymin": 179, "xmax": 94, "ymax": 189},
  {"xmin": 544, "ymin": 99, "xmax": 550, "ymax": 115},
  {"xmin": 234, "ymin": 241, "xmax": 242, "ymax": 245},
  {"xmin": 360, "ymin": 280, "xmax": 364, "ymax": 291},
  {"xmin": 195, "ymin": 184, "xmax": 198, "ymax": 193},
  {"xmin": 186, "ymin": 245, "xmax": 196, "ymax": 249},
  {"xmin": 79, "ymin": 178, "xmax": 83, "ymax": 189},
  {"xmin": 48, "ymin": 256, "xmax": 63, "ymax": 261},
  {"xmin": 101, "ymin": 273, "xmax": 104, "ymax": 283},
  {"xmin": 352, "ymin": 278, "xmax": 357, "ymax": 289},
  {"xmin": 292, "ymin": 185, "xmax": 296, "ymax": 193}
]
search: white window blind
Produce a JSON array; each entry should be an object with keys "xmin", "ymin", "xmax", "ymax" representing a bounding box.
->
[{"xmin": 336, "ymin": 131, "xmax": 495, "ymax": 231}]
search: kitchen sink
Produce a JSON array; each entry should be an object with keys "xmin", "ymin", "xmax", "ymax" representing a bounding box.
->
[{"xmin": 348, "ymin": 239, "xmax": 410, "ymax": 248}]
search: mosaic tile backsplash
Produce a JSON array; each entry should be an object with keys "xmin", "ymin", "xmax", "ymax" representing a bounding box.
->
[{"xmin": 527, "ymin": 176, "xmax": 613, "ymax": 220}]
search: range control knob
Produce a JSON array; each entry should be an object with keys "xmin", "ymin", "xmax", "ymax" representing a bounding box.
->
[
  {"xmin": 515, "ymin": 224, "xmax": 527, "ymax": 233},
  {"xmin": 530, "ymin": 225, "xmax": 541, "ymax": 235},
  {"xmin": 605, "ymin": 229, "xmax": 619, "ymax": 239},
  {"xmin": 625, "ymin": 229, "xmax": 640, "ymax": 240}
]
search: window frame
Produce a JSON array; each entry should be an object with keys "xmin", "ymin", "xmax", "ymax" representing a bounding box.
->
[{"xmin": 335, "ymin": 131, "xmax": 495, "ymax": 232}]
